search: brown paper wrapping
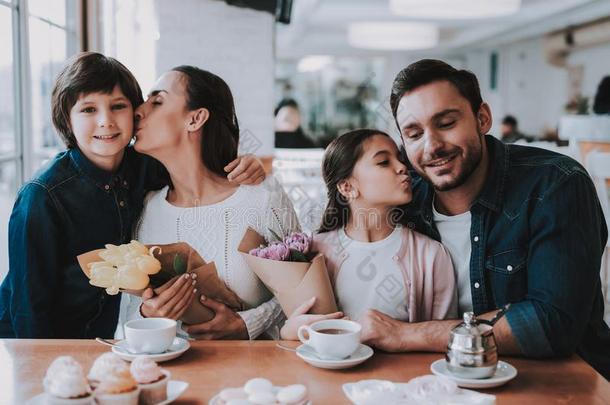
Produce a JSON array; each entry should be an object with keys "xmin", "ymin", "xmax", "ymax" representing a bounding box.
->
[
  {"xmin": 77, "ymin": 242, "xmax": 244, "ymax": 324},
  {"xmin": 238, "ymin": 227, "xmax": 338, "ymax": 315}
]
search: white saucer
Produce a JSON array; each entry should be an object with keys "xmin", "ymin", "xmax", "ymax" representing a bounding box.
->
[
  {"xmin": 296, "ymin": 344, "xmax": 373, "ymax": 370},
  {"xmin": 430, "ymin": 359, "xmax": 517, "ymax": 389},
  {"xmin": 208, "ymin": 386, "xmax": 311, "ymax": 405},
  {"xmin": 111, "ymin": 337, "xmax": 190, "ymax": 362},
  {"xmin": 26, "ymin": 380, "xmax": 189, "ymax": 404}
]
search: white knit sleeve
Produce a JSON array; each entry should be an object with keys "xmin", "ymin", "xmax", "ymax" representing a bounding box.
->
[{"xmin": 237, "ymin": 297, "xmax": 286, "ymax": 340}]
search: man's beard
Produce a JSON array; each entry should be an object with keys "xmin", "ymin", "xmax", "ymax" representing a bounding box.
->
[{"xmin": 419, "ymin": 133, "xmax": 484, "ymax": 192}]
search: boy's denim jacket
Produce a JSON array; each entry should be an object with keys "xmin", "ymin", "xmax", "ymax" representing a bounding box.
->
[{"xmin": 0, "ymin": 147, "xmax": 160, "ymax": 338}]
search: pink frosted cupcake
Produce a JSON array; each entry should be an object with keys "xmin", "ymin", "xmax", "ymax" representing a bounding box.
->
[
  {"xmin": 130, "ymin": 357, "xmax": 170, "ymax": 405},
  {"xmin": 43, "ymin": 356, "xmax": 93, "ymax": 404},
  {"xmin": 94, "ymin": 364, "xmax": 140, "ymax": 405},
  {"xmin": 88, "ymin": 352, "xmax": 127, "ymax": 389}
]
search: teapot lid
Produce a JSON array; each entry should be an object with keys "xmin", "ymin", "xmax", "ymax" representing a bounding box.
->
[{"xmin": 451, "ymin": 312, "xmax": 488, "ymax": 337}]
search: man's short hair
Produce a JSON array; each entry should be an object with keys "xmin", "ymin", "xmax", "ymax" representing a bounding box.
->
[
  {"xmin": 51, "ymin": 52, "xmax": 143, "ymax": 148},
  {"xmin": 390, "ymin": 59, "xmax": 483, "ymax": 124}
]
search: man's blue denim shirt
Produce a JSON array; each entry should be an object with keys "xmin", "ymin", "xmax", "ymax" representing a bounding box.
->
[
  {"xmin": 0, "ymin": 147, "xmax": 157, "ymax": 338},
  {"xmin": 403, "ymin": 135, "xmax": 610, "ymax": 379}
]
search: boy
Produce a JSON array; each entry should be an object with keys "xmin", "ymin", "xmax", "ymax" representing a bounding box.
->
[{"xmin": 0, "ymin": 52, "xmax": 264, "ymax": 338}]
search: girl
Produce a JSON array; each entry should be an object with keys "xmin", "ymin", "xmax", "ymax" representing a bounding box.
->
[
  {"xmin": 0, "ymin": 52, "xmax": 264, "ymax": 339},
  {"xmin": 117, "ymin": 66, "xmax": 299, "ymax": 340},
  {"xmin": 281, "ymin": 129, "xmax": 456, "ymax": 339}
]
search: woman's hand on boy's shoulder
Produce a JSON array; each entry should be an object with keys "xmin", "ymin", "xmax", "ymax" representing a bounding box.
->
[{"xmin": 225, "ymin": 154, "xmax": 266, "ymax": 185}]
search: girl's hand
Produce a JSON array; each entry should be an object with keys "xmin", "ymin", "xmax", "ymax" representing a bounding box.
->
[
  {"xmin": 182, "ymin": 295, "xmax": 249, "ymax": 340},
  {"xmin": 140, "ymin": 273, "xmax": 197, "ymax": 320},
  {"xmin": 225, "ymin": 154, "xmax": 266, "ymax": 185},
  {"xmin": 280, "ymin": 297, "xmax": 344, "ymax": 340}
]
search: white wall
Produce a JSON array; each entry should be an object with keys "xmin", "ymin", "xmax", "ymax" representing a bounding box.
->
[
  {"xmin": 460, "ymin": 38, "xmax": 610, "ymax": 139},
  {"xmin": 461, "ymin": 39, "xmax": 567, "ymax": 138},
  {"xmin": 155, "ymin": 0, "xmax": 275, "ymax": 156},
  {"xmin": 103, "ymin": 0, "xmax": 275, "ymax": 156},
  {"xmin": 568, "ymin": 45, "xmax": 610, "ymax": 102}
]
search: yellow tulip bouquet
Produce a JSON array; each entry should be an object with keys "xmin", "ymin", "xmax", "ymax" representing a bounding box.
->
[{"xmin": 77, "ymin": 240, "xmax": 243, "ymax": 324}]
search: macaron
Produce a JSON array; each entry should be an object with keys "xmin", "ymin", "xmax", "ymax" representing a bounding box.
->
[
  {"xmin": 220, "ymin": 387, "xmax": 249, "ymax": 402},
  {"xmin": 248, "ymin": 391, "xmax": 276, "ymax": 405},
  {"xmin": 225, "ymin": 400, "xmax": 253, "ymax": 405},
  {"xmin": 244, "ymin": 378, "xmax": 273, "ymax": 395},
  {"xmin": 277, "ymin": 384, "xmax": 308, "ymax": 404}
]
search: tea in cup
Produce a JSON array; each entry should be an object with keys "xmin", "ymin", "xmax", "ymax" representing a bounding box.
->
[
  {"xmin": 124, "ymin": 318, "xmax": 177, "ymax": 354},
  {"xmin": 297, "ymin": 319, "xmax": 361, "ymax": 360}
]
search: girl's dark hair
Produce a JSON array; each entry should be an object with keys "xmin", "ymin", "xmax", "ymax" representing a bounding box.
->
[
  {"xmin": 390, "ymin": 59, "xmax": 482, "ymax": 128},
  {"xmin": 593, "ymin": 76, "xmax": 610, "ymax": 114},
  {"xmin": 172, "ymin": 65, "xmax": 240, "ymax": 178},
  {"xmin": 51, "ymin": 52, "xmax": 143, "ymax": 148},
  {"xmin": 318, "ymin": 129, "xmax": 391, "ymax": 233}
]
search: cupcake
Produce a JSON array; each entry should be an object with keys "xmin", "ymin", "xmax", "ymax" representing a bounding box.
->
[
  {"xmin": 88, "ymin": 353, "xmax": 127, "ymax": 388},
  {"xmin": 95, "ymin": 364, "xmax": 140, "ymax": 405},
  {"xmin": 130, "ymin": 357, "xmax": 169, "ymax": 405},
  {"xmin": 43, "ymin": 356, "xmax": 93, "ymax": 404}
]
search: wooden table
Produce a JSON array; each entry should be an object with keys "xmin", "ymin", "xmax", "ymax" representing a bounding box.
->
[{"xmin": 2, "ymin": 339, "xmax": 609, "ymax": 404}]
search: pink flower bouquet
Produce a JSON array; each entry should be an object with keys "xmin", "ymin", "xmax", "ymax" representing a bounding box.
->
[
  {"xmin": 248, "ymin": 231, "xmax": 313, "ymax": 262},
  {"xmin": 239, "ymin": 228, "xmax": 337, "ymax": 316}
]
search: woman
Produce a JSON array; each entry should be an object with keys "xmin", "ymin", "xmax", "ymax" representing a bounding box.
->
[{"xmin": 117, "ymin": 66, "xmax": 299, "ymax": 339}]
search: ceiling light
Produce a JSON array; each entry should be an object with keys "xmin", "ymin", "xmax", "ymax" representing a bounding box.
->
[
  {"xmin": 297, "ymin": 55, "xmax": 333, "ymax": 72},
  {"xmin": 348, "ymin": 22, "xmax": 438, "ymax": 50},
  {"xmin": 390, "ymin": 0, "xmax": 521, "ymax": 19}
]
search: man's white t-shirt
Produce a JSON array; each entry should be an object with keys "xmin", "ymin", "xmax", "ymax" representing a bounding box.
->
[{"xmin": 432, "ymin": 203, "xmax": 473, "ymax": 313}]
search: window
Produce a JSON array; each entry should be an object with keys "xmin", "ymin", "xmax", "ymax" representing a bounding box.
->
[
  {"xmin": 28, "ymin": 0, "xmax": 79, "ymax": 171},
  {"xmin": 0, "ymin": 0, "xmax": 82, "ymax": 282}
]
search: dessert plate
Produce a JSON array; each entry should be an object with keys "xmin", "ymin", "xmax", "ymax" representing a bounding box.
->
[
  {"xmin": 112, "ymin": 337, "xmax": 190, "ymax": 362},
  {"xmin": 208, "ymin": 386, "xmax": 312, "ymax": 405},
  {"xmin": 430, "ymin": 359, "xmax": 517, "ymax": 389},
  {"xmin": 26, "ymin": 380, "xmax": 189, "ymax": 404}
]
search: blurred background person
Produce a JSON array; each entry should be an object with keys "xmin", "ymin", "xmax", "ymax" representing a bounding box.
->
[
  {"xmin": 274, "ymin": 98, "xmax": 316, "ymax": 148},
  {"xmin": 501, "ymin": 115, "xmax": 534, "ymax": 143},
  {"xmin": 593, "ymin": 76, "xmax": 610, "ymax": 115}
]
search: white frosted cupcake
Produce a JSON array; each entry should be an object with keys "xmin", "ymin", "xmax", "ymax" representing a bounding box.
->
[
  {"xmin": 43, "ymin": 356, "xmax": 93, "ymax": 404},
  {"xmin": 94, "ymin": 364, "xmax": 140, "ymax": 405},
  {"xmin": 130, "ymin": 357, "xmax": 169, "ymax": 405},
  {"xmin": 88, "ymin": 353, "xmax": 127, "ymax": 389}
]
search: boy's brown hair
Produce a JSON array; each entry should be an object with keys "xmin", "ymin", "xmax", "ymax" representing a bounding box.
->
[{"xmin": 51, "ymin": 52, "xmax": 143, "ymax": 148}]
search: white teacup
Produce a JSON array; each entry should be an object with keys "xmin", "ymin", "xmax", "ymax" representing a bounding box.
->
[
  {"xmin": 297, "ymin": 319, "xmax": 361, "ymax": 360},
  {"xmin": 124, "ymin": 318, "xmax": 177, "ymax": 354}
]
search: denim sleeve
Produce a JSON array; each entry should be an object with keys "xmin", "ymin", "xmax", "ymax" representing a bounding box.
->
[
  {"xmin": 506, "ymin": 171, "xmax": 607, "ymax": 357},
  {"xmin": 6, "ymin": 182, "xmax": 63, "ymax": 337}
]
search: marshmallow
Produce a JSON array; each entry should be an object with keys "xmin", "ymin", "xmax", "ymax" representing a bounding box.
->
[
  {"xmin": 277, "ymin": 384, "xmax": 308, "ymax": 404},
  {"xmin": 244, "ymin": 378, "xmax": 273, "ymax": 395}
]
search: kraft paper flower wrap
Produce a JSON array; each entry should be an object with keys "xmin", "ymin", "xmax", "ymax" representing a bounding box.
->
[
  {"xmin": 238, "ymin": 227, "xmax": 338, "ymax": 316},
  {"xmin": 77, "ymin": 241, "xmax": 244, "ymax": 324}
]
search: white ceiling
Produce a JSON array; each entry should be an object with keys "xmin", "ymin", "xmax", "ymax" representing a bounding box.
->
[{"xmin": 276, "ymin": 0, "xmax": 610, "ymax": 59}]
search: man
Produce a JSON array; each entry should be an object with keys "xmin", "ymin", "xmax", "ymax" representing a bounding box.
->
[
  {"xmin": 359, "ymin": 59, "xmax": 610, "ymax": 379},
  {"xmin": 500, "ymin": 115, "xmax": 533, "ymax": 143}
]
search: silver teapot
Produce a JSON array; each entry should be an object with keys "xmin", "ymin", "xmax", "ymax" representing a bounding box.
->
[{"xmin": 446, "ymin": 305, "xmax": 510, "ymax": 379}]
